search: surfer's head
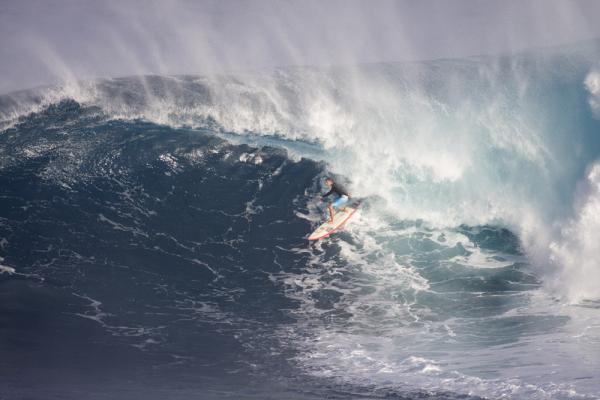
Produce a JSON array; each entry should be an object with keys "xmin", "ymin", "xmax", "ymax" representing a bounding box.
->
[{"xmin": 324, "ymin": 177, "xmax": 333, "ymax": 186}]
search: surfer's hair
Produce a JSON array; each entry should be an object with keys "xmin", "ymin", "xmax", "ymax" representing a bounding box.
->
[{"xmin": 324, "ymin": 177, "xmax": 333, "ymax": 182}]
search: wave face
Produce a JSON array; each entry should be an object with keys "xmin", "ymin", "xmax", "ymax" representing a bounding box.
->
[{"xmin": 2, "ymin": 42, "xmax": 600, "ymax": 399}]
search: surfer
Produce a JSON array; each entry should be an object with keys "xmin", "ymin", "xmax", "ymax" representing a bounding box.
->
[{"xmin": 322, "ymin": 177, "xmax": 350, "ymax": 223}]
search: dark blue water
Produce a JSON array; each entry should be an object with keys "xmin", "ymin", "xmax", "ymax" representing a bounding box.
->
[{"xmin": 0, "ymin": 101, "xmax": 306, "ymax": 397}]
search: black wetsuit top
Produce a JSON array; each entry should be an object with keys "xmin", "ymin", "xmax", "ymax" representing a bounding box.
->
[{"xmin": 323, "ymin": 183, "xmax": 349, "ymax": 199}]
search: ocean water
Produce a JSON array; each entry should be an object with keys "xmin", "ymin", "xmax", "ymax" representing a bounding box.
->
[{"xmin": 1, "ymin": 42, "xmax": 600, "ymax": 399}]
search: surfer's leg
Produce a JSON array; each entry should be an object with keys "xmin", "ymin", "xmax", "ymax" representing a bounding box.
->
[
  {"xmin": 334, "ymin": 195, "xmax": 349, "ymax": 211},
  {"xmin": 328, "ymin": 204, "xmax": 335, "ymax": 223},
  {"xmin": 340, "ymin": 195, "xmax": 349, "ymax": 211}
]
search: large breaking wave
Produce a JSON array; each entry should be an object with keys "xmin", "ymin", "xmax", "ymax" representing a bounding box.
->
[{"xmin": 2, "ymin": 41, "xmax": 600, "ymax": 399}]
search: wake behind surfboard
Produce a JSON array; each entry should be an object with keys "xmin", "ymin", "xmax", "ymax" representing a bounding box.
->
[{"xmin": 308, "ymin": 204, "xmax": 360, "ymax": 241}]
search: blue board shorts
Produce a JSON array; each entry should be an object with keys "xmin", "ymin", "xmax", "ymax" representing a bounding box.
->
[{"xmin": 331, "ymin": 195, "xmax": 349, "ymax": 209}]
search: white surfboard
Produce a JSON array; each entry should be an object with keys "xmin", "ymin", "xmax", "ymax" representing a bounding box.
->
[{"xmin": 308, "ymin": 205, "xmax": 359, "ymax": 241}]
